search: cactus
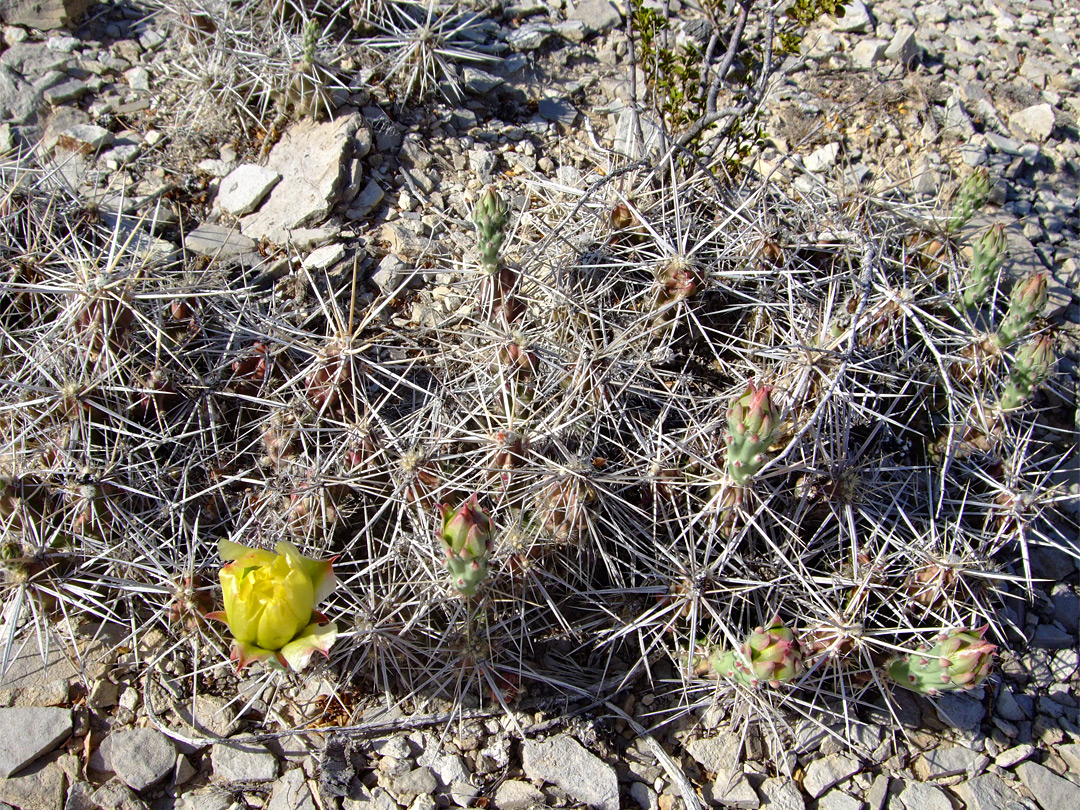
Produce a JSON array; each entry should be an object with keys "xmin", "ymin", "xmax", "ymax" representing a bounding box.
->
[
  {"xmin": 724, "ymin": 381, "xmax": 778, "ymax": 485},
  {"xmin": 439, "ymin": 496, "xmax": 494, "ymax": 596},
  {"xmin": 472, "ymin": 186, "xmax": 509, "ymax": 275},
  {"xmin": 962, "ymin": 223, "xmax": 1006, "ymax": 310},
  {"xmin": 946, "ymin": 167, "xmax": 991, "ymax": 234},
  {"xmin": 994, "ymin": 271, "xmax": 1048, "ymax": 348},
  {"xmin": 694, "ymin": 618, "xmax": 803, "ymax": 688},
  {"xmin": 886, "ymin": 626, "xmax": 997, "ymax": 696},
  {"xmin": 1000, "ymin": 334, "xmax": 1056, "ymax": 410}
]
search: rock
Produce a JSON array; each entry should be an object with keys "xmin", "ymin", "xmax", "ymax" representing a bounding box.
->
[
  {"xmin": 0, "ymin": 707, "xmax": 71, "ymax": 778},
  {"xmin": 866, "ymin": 775, "xmax": 889, "ymax": 810},
  {"xmin": 950, "ymin": 773, "xmax": 1026, "ymax": 810},
  {"xmin": 687, "ymin": 734, "xmax": 740, "ymax": 775},
  {"xmin": 1015, "ymin": 761, "xmax": 1080, "ymax": 809},
  {"xmin": 935, "ymin": 691, "xmax": 985, "ymax": 734},
  {"xmin": 1010, "ymin": 103, "xmax": 1055, "ymax": 142},
  {"xmin": 0, "ymin": 752, "xmax": 70, "ymax": 810},
  {"xmin": 1058, "ymin": 743, "xmax": 1080, "ymax": 772},
  {"xmin": 851, "ymin": 39, "xmax": 888, "ymax": 69},
  {"xmin": 1051, "ymin": 586, "xmax": 1079, "ymax": 629},
  {"xmin": 943, "ymin": 92, "xmax": 975, "ymax": 138},
  {"xmin": 0, "ymin": 63, "xmax": 41, "ymax": 124},
  {"xmin": 0, "ymin": 0, "xmax": 93, "ymax": 30},
  {"xmin": 267, "ymin": 768, "xmax": 316, "ymax": 810},
  {"xmin": 521, "ymin": 735, "xmax": 618, "ymax": 810},
  {"xmin": 43, "ymin": 78, "xmax": 86, "ymax": 104},
  {"xmin": 995, "ymin": 744, "xmax": 1035, "ymax": 768},
  {"xmin": 537, "ymin": 96, "xmax": 577, "ymax": 131},
  {"xmin": 177, "ymin": 787, "xmax": 234, "ymax": 810},
  {"xmin": 830, "ymin": 0, "xmax": 873, "ymax": 34},
  {"xmin": 88, "ymin": 779, "xmax": 147, "ymax": 810},
  {"xmin": 885, "ymin": 28, "xmax": 919, "ymax": 67},
  {"xmin": 817, "ymin": 790, "xmax": 862, "ymax": 810},
  {"xmin": 218, "ymin": 164, "xmax": 281, "ymax": 216},
  {"xmin": 913, "ymin": 745, "xmax": 989, "ymax": 780},
  {"xmin": 703, "ymin": 771, "xmax": 759, "ymax": 808},
  {"xmin": 424, "ymin": 754, "xmax": 471, "ymax": 793},
  {"xmin": 393, "ymin": 766, "xmax": 437, "ymax": 799},
  {"xmin": 803, "ymin": 754, "xmax": 861, "ymax": 799},
  {"xmin": 1031, "ymin": 624, "xmax": 1073, "ymax": 649},
  {"xmin": 898, "ymin": 782, "xmax": 951, "ymax": 810},
  {"xmin": 612, "ymin": 108, "xmax": 662, "ymax": 158},
  {"xmin": 173, "ymin": 694, "xmax": 241, "ymax": 740},
  {"xmin": 240, "ymin": 113, "xmax": 361, "ymax": 244},
  {"xmin": 997, "ymin": 689, "xmax": 1030, "ymax": 722},
  {"xmin": 302, "ymin": 243, "xmax": 346, "ymax": 271},
  {"xmin": 183, "ymin": 223, "xmax": 258, "ymax": 260},
  {"xmin": 347, "ymin": 179, "xmax": 384, "ymax": 219},
  {"xmin": 508, "ymin": 23, "xmax": 550, "ymax": 51},
  {"xmin": 758, "ymin": 777, "xmax": 804, "ymax": 810},
  {"xmin": 494, "ymin": 779, "xmax": 546, "ymax": 810},
  {"xmin": 55, "ymin": 123, "xmax": 113, "ymax": 154},
  {"xmin": 210, "ymin": 742, "xmax": 278, "ymax": 783},
  {"xmin": 804, "ymin": 142, "xmax": 839, "ymax": 173},
  {"xmin": 462, "ymin": 67, "xmax": 503, "ymax": 95},
  {"xmin": 98, "ymin": 728, "xmax": 175, "ymax": 791},
  {"xmin": 567, "ymin": 0, "xmax": 621, "ymax": 34}
]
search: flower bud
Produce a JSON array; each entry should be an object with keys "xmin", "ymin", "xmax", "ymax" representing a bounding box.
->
[
  {"xmin": 439, "ymin": 496, "xmax": 494, "ymax": 595},
  {"xmin": 994, "ymin": 271, "xmax": 1048, "ymax": 348},
  {"xmin": 962, "ymin": 223, "xmax": 1006, "ymax": 310}
]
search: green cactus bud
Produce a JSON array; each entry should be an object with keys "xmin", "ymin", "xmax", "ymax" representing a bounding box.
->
[
  {"xmin": 994, "ymin": 271, "xmax": 1048, "ymax": 348},
  {"xmin": 947, "ymin": 167, "xmax": 991, "ymax": 234},
  {"xmin": 962, "ymin": 223, "xmax": 1006, "ymax": 310},
  {"xmin": 696, "ymin": 618, "xmax": 803, "ymax": 688},
  {"xmin": 1000, "ymin": 334, "xmax": 1056, "ymax": 410},
  {"xmin": 886, "ymin": 626, "xmax": 997, "ymax": 696},
  {"xmin": 301, "ymin": 19, "xmax": 319, "ymax": 68},
  {"xmin": 472, "ymin": 186, "xmax": 509, "ymax": 274},
  {"xmin": 724, "ymin": 381, "xmax": 778, "ymax": 485},
  {"xmin": 439, "ymin": 495, "xmax": 494, "ymax": 596}
]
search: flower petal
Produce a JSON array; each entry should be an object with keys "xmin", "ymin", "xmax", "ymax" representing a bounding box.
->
[
  {"xmin": 276, "ymin": 541, "xmax": 337, "ymax": 604},
  {"xmin": 231, "ymin": 639, "xmax": 276, "ymax": 671},
  {"xmin": 278, "ymin": 621, "xmax": 338, "ymax": 672}
]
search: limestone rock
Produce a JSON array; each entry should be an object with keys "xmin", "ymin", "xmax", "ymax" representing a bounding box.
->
[
  {"xmin": 1015, "ymin": 761, "xmax": 1080, "ymax": 809},
  {"xmin": 0, "ymin": 0, "xmax": 93, "ymax": 30},
  {"xmin": 267, "ymin": 768, "xmax": 316, "ymax": 810},
  {"xmin": 218, "ymin": 164, "xmax": 281, "ymax": 216},
  {"xmin": 522, "ymin": 735, "xmax": 618, "ymax": 810},
  {"xmin": 1010, "ymin": 103, "xmax": 1055, "ymax": 142},
  {"xmin": 211, "ymin": 742, "xmax": 278, "ymax": 783},
  {"xmin": 98, "ymin": 728, "xmax": 176, "ymax": 791},
  {"xmin": 803, "ymin": 754, "xmax": 861, "ymax": 799},
  {"xmin": 0, "ymin": 707, "xmax": 71, "ymax": 778}
]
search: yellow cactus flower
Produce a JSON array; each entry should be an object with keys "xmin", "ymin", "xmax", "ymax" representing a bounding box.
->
[{"xmin": 209, "ymin": 539, "xmax": 337, "ymax": 671}]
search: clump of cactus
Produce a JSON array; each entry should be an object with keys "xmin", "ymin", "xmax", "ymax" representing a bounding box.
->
[
  {"xmin": 1000, "ymin": 334, "xmax": 1056, "ymax": 410},
  {"xmin": 886, "ymin": 627, "xmax": 997, "ymax": 696},
  {"xmin": 724, "ymin": 381, "xmax": 779, "ymax": 485},
  {"xmin": 693, "ymin": 618, "xmax": 804, "ymax": 688}
]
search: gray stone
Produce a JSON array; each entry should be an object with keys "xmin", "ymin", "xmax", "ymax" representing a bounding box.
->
[
  {"xmin": 613, "ymin": 108, "xmax": 662, "ymax": 158},
  {"xmin": 804, "ymin": 142, "xmax": 839, "ymax": 173},
  {"xmin": 210, "ymin": 742, "xmax": 278, "ymax": 783},
  {"xmin": 88, "ymin": 779, "xmax": 147, "ymax": 810},
  {"xmin": 1051, "ymin": 586, "xmax": 1079, "ymax": 630},
  {"xmin": 218, "ymin": 164, "xmax": 281, "ymax": 216},
  {"xmin": 98, "ymin": 728, "xmax": 175, "ymax": 791},
  {"xmin": 522, "ymin": 735, "xmax": 618, "ymax": 810},
  {"xmin": 302, "ymin": 243, "xmax": 346, "ymax": 271},
  {"xmin": 468, "ymin": 148, "xmax": 496, "ymax": 181},
  {"xmin": 818, "ymin": 790, "xmax": 862, "ymax": 810},
  {"xmin": 462, "ymin": 67, "xmax": 503, "ymax": 95},
  {"xmin": 348, "ymin": 179, "xmax": 384, "ymax": 220},
  {"xmin": 866, "ymin": 775, "xmax": 889, "ymax": 810},
  {"xmin": 424, "ymin": 754, "xmax": 470, "ymax": 792},
  {"xmin": 832, "ymin": 1, "xmax": 873, "ymax": 33},
  {"xmin": 393, "ymin": 766, "xmax": 437, "ymax": 799},
  {"xmin": 998, "ymin": 689, "xmax": 1030, "ymax": 722},
  {"xmin": 851, "ymin": 39, "xmax": 888, "ymax": 69},
  {"xmin": 43, "ymin": 78, "xmax": 86, "ymax": 104},
  {"xmin": 538, "ymin": 96, "xmax": 577, "ymax": 130},
  {"xmin": 995, "ymin": 744, "xmax": 1035, "ymax": 768},
  {"xmin": 1015, "ymin": 761, "xmax": 1080, "ymax": 809},
  {"xmin": 177, "ymin": 788, "xmax": 234, "ymax": 810},
  {"xmin": 899, "ymin": 782, "xmax": 950, "ymax": 810},
  {"xmin": 704, "ymin": 772, "xmax": 759, "ymax": 808},
  {"xmin": 950, "ymin": 773, "xmax": 1026, "ymax": 810},
  {"xmin": 173, "ymin": 694, "xmax": 241, "ymax": 740},
  {"xmin": 508, "ymin": 23, "xmax": 551, "ymax": 51},
  {"xmin": 758, "ymin": 777, "xmax": 804, "ymax": 810},
  {"xmin": 885, "ymin": 28, "xmax": 919, "ymax": 66},
  {"xmin": 986, "ymin": 131, "xmax": 1023, "ymax": 155},
  {"xmin": 943, "ymin": 92, "xmax": 975, "ymax": 138},
  {"xmin": 0, "ymin": 752, "xmax": 69, "ymax": 810},
  {"xmin": 55, "ymin": 123, "xmax": 113, "ymax": 153},
  {"xmin": 183, "ymin": 223, "xmax": 257, "ymax": 260},
  {"xmin": 1031, "ymin": 624, "xmax": 1073, "ymax": 649},
  {"xmin": 0, "ymin": 0, "xmax": 94, "ymax": 30},
  {"xmin": 687, "ymin": 734, "xmax": 740, "ymax": 775},
  {"xmin": 1010, "ymin": 104, "xmax": 1055, "ymax": 142},
  {"xmin": 494, "ymin": 779, "xmax": 545, "ymax": 810},
  {"xmin": 935, "ymin": 691, "xmax": 986, "ymax": 733},
  {"xmin": 0, "ymin": 707, "xmax": 71, "ymax": 778},
  {"xmin": 267, "ymin": 768, "xmax": 316, "ymax": 810},
  {"xmin": 124, "ymin": 66, "xmax": 149, "ymax": 91},
  {"xmin": 567, "ymin": 0, "xmax": 621, "ymax": 34},
  {"xmin": 914, "ymin": 745, "xmax": 989, "ymax": 780},
  {"xmin": 240, "ymin": 113, "xmax": 361, "ymax": 244},
  {"xmin": 803, "ymin": 754, "xmax": 861, "ymax": 799}
]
